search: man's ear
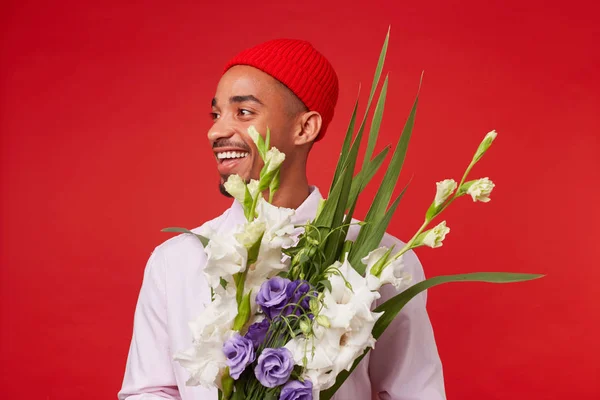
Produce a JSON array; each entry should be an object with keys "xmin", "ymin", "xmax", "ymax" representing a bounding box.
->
[{"xmin": 294, "ymin": 111, "xmax": 322, "ymax": 146}]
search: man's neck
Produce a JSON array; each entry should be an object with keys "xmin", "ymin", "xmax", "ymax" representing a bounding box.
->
[{"xmin": 266, "ymin": 176, "xmax": 310, "ymax": 210}]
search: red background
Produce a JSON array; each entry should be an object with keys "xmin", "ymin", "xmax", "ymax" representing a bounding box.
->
[{"xmin": 1, "ymin": 1, "xmax": 598, "ymax": 399}]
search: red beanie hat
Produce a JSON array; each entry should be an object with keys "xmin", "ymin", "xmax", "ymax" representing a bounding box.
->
[{"xmin": 224, "ymin": 39, "xmax": 339, "ymax": 141}]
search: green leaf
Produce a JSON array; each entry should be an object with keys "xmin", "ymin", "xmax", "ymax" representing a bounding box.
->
[
  {"xmin": 319, "ymin": 272, "xmax": 544, "ymax": 400},
  {"xmin": 231, "ymin": 383, "xmax": 246, "ymax": 400},
  {"xmin": 331, "ymin": 27, "xmax": 389, "ymax": 192},
  {"xmin": 330, "ymin": 95, "xmax": 359, "ymax": 193},
  {"xmin": 246, "ymin": 232, "xmax": 265, "ymax": 266},
  {"xmin": 351, "ymin": 84, "xmax": 420, "ymax": 260},
  {"xmin": 361, "ymin": 74, "xmax": 388, "ymax": 175},
  {"xmin": 318, "ymin": 279, "xmax": 332, "ymax": 293},
  {"xmin": 232, "ymin": 290, "xmax": 252, "ymax": 331},
  {"xmin": 349, "ymin": 182, "xmax": 408, "ymax": 274},
  {"xmin": 348, "ymin": 146, "xmax": 390, "ymax": 204},
  {"xmin": 161, "ymin": 227, "xmax": 208, "ymax": 247}
]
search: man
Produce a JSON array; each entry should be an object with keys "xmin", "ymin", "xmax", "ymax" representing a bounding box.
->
[{"xmin": 119, "ymin": 39, "xmax": 446, "ymax": 400}]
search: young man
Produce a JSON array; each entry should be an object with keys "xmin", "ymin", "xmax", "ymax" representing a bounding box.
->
[{"xmin": 119, "ymin": 39, "xmax": 446, "ymax": 400}]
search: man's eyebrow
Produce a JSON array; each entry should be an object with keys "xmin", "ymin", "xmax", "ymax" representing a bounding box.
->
[
  {"xmin": 211, "ymin": 98, "xmax": 217, "ymax": 107},
  {"xmin": 230, "ymin": 95, "xmax": 264, "ymax": 105}
]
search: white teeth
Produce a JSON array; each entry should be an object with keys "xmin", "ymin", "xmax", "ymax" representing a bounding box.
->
[{"xmin": 217, "ymin": 151, "xmax": 249, "ymax": 160}]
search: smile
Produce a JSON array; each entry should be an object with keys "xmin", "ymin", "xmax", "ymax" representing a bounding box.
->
[{"xmin": 216, "ymin": 151, "xmax": 249, "ymax": 160}]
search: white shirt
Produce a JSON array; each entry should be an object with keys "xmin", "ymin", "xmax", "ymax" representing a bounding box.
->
[{"xmin": 119, "ymin": 187, "xmax": 446, "ymax": 399}]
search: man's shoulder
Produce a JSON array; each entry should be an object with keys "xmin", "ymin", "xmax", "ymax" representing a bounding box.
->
[{"xmin": 153, "ymin": 208, "xmax": 233, "ymax": 256}]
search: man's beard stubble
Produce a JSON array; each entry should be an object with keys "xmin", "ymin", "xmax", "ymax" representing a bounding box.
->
[{"xmin": 219, "ymin": 181, "xmax": 232, "ymax": 198}]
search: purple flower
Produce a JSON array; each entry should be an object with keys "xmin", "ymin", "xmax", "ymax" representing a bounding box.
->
[
  {"xmin": 285, "ymin": 280, "xmax": 313, "ymax": 315},
  {"xmin": 223, "ymin": 333, "xmax": 255, "ymax": 379},
  {"xmin": 256, "ymin": 277, "xmax": 294, "ymax": 319},
  {"xmin": 244, "ymin": 319, "xmax": 270, "ymax": 348},
  {"xmin": 254, "ymin": 347, "xmax": 294, "ymax": 388},
  {"xmin": 280, "ymin": 379, "xmax": 313, "ymax": 400}
]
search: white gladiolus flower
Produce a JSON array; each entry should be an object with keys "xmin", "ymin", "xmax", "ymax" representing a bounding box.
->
[
  {"xmin": 247, "ymin": 125, "xmax": 261, "ymax": 145},
  {"xmin": 466, "ymin": 177, "xmax": 495, "ymax": 203},
  {"xmin": 247, "ymin": 179, "xmax": 260, "ymax": 198},
  {"xmin": 420, "ymin": 221, "xmax": 450, "ymax": 248},
  {"xmin": 223, "ymin": 174, "xmax": 246, "ymax": 204},
  {"xmin": 265, "ymin": 147, "xmax": 286, "ymax": 173},
  {"xmin": 203, "ymin": 234, "xmax": 247, "ymax": 289},
  {"xmin": 256, "ymin": 199, "xmax": 297, "ymax": 248},
  {"xmin": 243, "ymin": 200, "xmax": 297, "ymax": 293},
  {"xmin": 286, "ymin": 259, "xmax": 382, "ymax": 392},
  {"xmin": 234, "ymin": 220, "xmax": 265, "ymax": 249},
  {"xmin": 363, "ymin": 247, "xmax": 412, "ymax": 291},
  {"xmin": 174, "ymin": 293, "xmax": 237, "ymax": 387},
  {"xmin": 434, "ymin": 179, "xmax": 457, "ymax": 207}
]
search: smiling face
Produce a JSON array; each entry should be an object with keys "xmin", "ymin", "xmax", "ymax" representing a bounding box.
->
[{"xmin": 208, "ymin": 65, "xmax": 309, "ymax": 196}]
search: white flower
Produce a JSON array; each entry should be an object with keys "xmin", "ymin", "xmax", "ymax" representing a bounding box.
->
[
  {"xmin": 223, "ymin": 174, "xmax": 246, "ymax": 204},
  {"xmin": 434, "ymin": 179, "xmax": 457, "ymax": 207},
  {"xmin": 265, "ymin": 147, "xmax": 285, "ymax": 173},
  {"xmin": 203, "ymin": 234, "xmax": 247, "ymax": 289},
  {"xmin": 362, "ymin": 247, "xmax": 412, "ymax": 291},
  {"xmin": 485, "ymin": 130, "xmax": 498, "ymax": 141},
  {"xmin": 234, "ymin": 220, "xmax": 265, "ymax": 249},
  {"xmin": 175, "ymin": 341, "xmax": 226, "ymax": 387},
  {"xmin": 247, "ymin": 125, "xmax": 261, "ymax": 146},
  {"xmin": 256, "ymin": 199, "xmax": 297, "ymax": 248},
  {"xmin": 174, "ymin": 294, "xmax": 237, "ymax": 387},
  {"xmin": 321, "ymin": 259, "xmax": 380, "ymax": 330},
  {"xmin": 247, "ymin": 179, "xmax": 260, "ymax": 198},
  {"xmin": 420, "ymin": 221, "xmax": 450, "ymax": 248},
  {"xmin": 285, "ymin": 259, "xmax": 382, "ymax": 392},
  {"xmin": 466, "ymin": 177, "xmax": 495, "ymax": 203},
  {"xmin": 243, "ymin": 200, "xmax": 296, "ymax": 293}
]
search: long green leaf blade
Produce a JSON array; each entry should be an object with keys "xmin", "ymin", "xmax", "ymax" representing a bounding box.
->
[
  {"xmin": 352, "ymin": 86, "xmax": 420, "ymax": 253},
  {"xmin": 320, "ymin": 272, "xmax": 544, "ymax": 399},
  {"xmin": 161, "ymin": 227, "xmax": 208, "ymax": 247},
  {"xmin": 348, "ymin": 145, "xmax": 390, "ymax": 203},
  {"xmin": 349, "ymin": 182, "xmax": 409, "ymax": 274},
  {"xmin": 330, "ymin": 94, "xmax": 360, "ymax": 193},
  {"xmin": 361, "ymin": 74, "xmax": 388, "ymax": 173},
  {"xmin": 332, "ymin": 28, "xmax": 389, "ymax": 191}
]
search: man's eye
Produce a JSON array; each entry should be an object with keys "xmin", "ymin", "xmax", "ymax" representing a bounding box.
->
[
  {"xmin": 239, "ymin": 109, "xmax": 253, "ymax": 116},
  {"xmin": 209, "ymin": 112, "xmax": 220, "ymax": 120}
]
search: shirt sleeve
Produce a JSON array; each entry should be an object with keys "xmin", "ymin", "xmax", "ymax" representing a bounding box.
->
[
  {"xmin": 118, "ymin": 248, "xmax": 182, "ymax": 400},
  {"xmin": 368, "ymin": 249, "xmax": 446, "ymax": 400}
]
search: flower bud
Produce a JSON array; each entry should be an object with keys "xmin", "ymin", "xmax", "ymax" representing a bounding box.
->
[
  {"xmin": 223, "ymin": 174, "xmax": 246, "ymax": 204},
  {"xmin": 316, "ymin": 314, "xmax": 331, "ymax": 328},
  {"xmin": 434, "ymin": 179, "xmax": 457, "ymax": 207},
  {"xmin": 233, "ymin": 290, "xmax": 252, "ymax": 331},
  {"xmin": 462, "ymin": 177, "xmax": 495, "ymax": 203},
  {"xmin": 473, "ymin": 130, "xmax": 497, "ymax": 163},
  {"xmin": 265, "ymin": 147, "xmax": 286, "ymax": 173},
  {"xmin": 299, "ymin": 319, "xmax": 312, "ymax": 335},
  {"xmin": 416, "ymin": 221, "xmax": 450, "ymax": 248},
  {"xmin": 248, "ymin": 125, "xmax": 261, "ymax": 146}
]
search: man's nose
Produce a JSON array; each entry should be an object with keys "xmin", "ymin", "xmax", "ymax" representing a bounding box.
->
[{"xmin": 207, "ymin": 117, "xmax": 236, "ymax": 143}]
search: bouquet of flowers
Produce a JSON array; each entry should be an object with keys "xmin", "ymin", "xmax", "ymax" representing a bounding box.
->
[{"xmin": 164, "ymin": 31, "xmax": 541, "ymax": 400}]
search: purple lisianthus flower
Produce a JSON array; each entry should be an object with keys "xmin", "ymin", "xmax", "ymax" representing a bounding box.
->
[
  {"xmin": 244, "ymin": 318, "xmax": 270, "ymax": 348},
  {"xmin": 280, "ymin": 379, "xmax": 313, "ymax": 400},
  {"xmin": 256, "ymin": 277, "xmax": 294, "ymax": 319},
  {"xmin": 254, "ymin": 347, "xmax": 294, "ymax": 388},
  {"xmin": 285, "ymin": 280, "xmax": 313, "ymax": 315},
  {"xmin": 223, "ymin": 333, "xmax": 256, "ymax": 379}
]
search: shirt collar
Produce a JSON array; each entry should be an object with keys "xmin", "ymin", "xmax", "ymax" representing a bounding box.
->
[{"xmin": 228, "ymin": 186, "xmax": 323, "ymax": 226}]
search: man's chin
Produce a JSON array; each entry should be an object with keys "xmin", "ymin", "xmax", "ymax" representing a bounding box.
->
[{"xmin": 219, "ymin": 182, "xmax": 233, "ymax": 198}]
